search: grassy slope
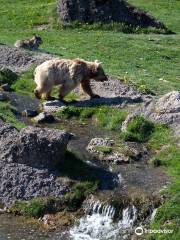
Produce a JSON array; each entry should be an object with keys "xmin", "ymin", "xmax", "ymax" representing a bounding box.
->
[
  {"xmin": 147, "ymin": 126, "xmax": 180, "ymax": 240},
  {"xmin": 129, "ymin": 0, "xmax": 180, "ymax": 33},
  {"xmin": 0, "ymin": 0, "xmax": 179, "ymax": 95},
  {"xmin": 0, "ymin": 1, "xmax": 179, "ymax": 239}
]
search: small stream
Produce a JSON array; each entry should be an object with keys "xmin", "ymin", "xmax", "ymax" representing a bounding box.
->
[{"xmin": 0, "ymin": 92, "xmax": 169, "ymax": 240}]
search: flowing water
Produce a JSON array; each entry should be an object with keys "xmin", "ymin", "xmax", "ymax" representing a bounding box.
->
[
  {"xmin": 69, "ymin": 199, "xmax": 137, "ymax": 240},
  {"xmin": 0, "ymin": 93, "xmax": 168, "ymax": 240}
]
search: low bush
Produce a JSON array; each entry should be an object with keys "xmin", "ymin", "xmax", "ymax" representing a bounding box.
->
[{"xmin": 122, "ymin": 115, "xmax": 155, "ymax": 142}]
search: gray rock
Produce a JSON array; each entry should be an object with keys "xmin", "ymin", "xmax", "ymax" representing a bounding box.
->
[
  {"xmin": 0, "ymin": 122, "xmax": 71, "ymax": 169},
  {"xmin": 33, "ymin": 112, "xmax": 55, "ymax": 123},
  {"xmin": 155, "ymin": 91, "xmax": 180, "ymax": 114},
  {"xmin": 0, "ymin": 163, "xmax": 68, "ymax": 205},
  {"xmin": 0, "ymin": 45, "xmax": 55, "ymax": 74},
  {"xmin": 86, "ymin": 137, "xmax": 148, "ymax": 164},
  {"xmin": 0, "ymin": 122, "xmax": 71, "ymax": 205},
  {"xmin": 42, "ymin": 100, "xmax": 66, "ymax": 112},
  {"xmin": 123, "ymin": 142, "xmax": 148, "ymax": 161},
  {"xmin": 86, "ymin": 138, "xmax": 129, "ymax": 164},
  {"xmin": 0, "ymin": 92, "xmax": 8, "ymax": 101},
  {"xmin": 22, "ymin": 109, "xmax": 38, "ymax": 117},
  {"xmin": 87, "ymin": 138, "xmax": 114, "ymax": 154},
  {"xmin": 103, "ymin": 152, "xmax": 130, "ymax": 164},
  {"xmin": 144, "ymin": 91, "xmax": 180, "ymax": 127}
]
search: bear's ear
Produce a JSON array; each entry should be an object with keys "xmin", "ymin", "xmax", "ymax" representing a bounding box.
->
[{"xmin": 90, "ymin": 63, "xmax": 99, "ymax": 77}]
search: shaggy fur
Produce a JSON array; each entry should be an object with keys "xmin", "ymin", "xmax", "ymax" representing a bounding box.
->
[
  {"xmin": 34, "ymin": 58, "xmax": 108, "ymax": 101},
  {"xmin": 14, "ymin": 35, "xmax": 43, "ymax": 50}
]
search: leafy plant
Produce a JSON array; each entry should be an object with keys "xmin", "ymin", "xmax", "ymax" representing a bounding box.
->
[{"xmin": 122, "ymin": 115, "xmax": 155, "ymax": 142}]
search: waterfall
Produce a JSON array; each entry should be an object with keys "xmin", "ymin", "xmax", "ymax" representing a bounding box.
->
[
  {"xmin": 86, "ymin": 199, "xmax": 115, "ymax": 219},
  {"xmin": 118, "ymin": 206, "xmax": 137, "ymax": 229},
  {"xmin": 69, "ymin": 199, "xmax": 137, "ymax": 240}
]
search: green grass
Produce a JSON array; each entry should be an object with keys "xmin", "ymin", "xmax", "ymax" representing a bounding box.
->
[
  {"xmin": 95, "ymin": 145, "xmax": 113, "ymax": 154},
  {"xmin": 10, "ymin": 198, "xmax": 48, "ymax": 218},
  {"xmin": 64, "ymin": 181, "xmax": 98, "ymax": 211},
  {"xmin": 12, "ymin": 67, "xmax": 36, "ymax": 96},
  {"xmin": 55, "ymin": 106, "xmax": 127, "ymax": 130},
  {"xmin": 0, "ymin": 1, "xmax": 179, "ymax": 95},
  {"xmin": 129, "ymin": 0, "xmax": 180, "ymax": 33},
  {"xmin": 0, "ymin": 101, "xmax": 25, "ymax": 129},
  {"xmin": 9, "ymin": 181, "xmax": 98, "ymax": 217},
  {"xmin": 122, "ymin": 115, "xmax": 155, "ymax": 142},
  {"xmin": 146, "ymin": 125, "xmax": 180, "ymax": 239},
  {"xmin": 0, "ymin": 1, "xmax": 179, "ymax": 238}
]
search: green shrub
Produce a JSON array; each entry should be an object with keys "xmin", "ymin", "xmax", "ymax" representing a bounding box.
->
[
  {"xmin": 65, "ymin": 182, "xmax": 98, "ymax": 211},
  {"xmin": 122, "ymin": 115, "xmax": 155, "ymax": 142},
  {"xmin": 10, "ymin": 198, "xmax": 47, "ymax": 218},
  {"xmin": 0, "ymin": 68, "xmax": 18, "ymax": 86}
]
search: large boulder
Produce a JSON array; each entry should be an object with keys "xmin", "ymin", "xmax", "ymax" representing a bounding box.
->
[
  {"xmin": 57, "ymin": 0, "xmax": 166, "ymax": 29},
  {"xmin": 155, "ymin": 91, "xmax": 180, "ymax": 114},
  {"xmin": 0, "ymin": 121, "xmax": 71, "ymax": 205},
  {"xmin": 145, "ymin": 91, "xmax": 180, "ymax": 127},
  {"xmin": 0, "ymin": 122, "xmax": 71, "ymax": 169}
]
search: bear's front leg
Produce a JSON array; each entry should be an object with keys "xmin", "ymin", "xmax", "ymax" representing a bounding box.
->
[
  {"xmin": 43, "ymin": 91, "xmax": 56, "ymax": 101},
  {"xmin": 59, "ymin": 84, "xmax": 76, "ymax": 104},
  {"xmin": 81, "ymin": 79, "xmax": 100, "ymax": 99}
]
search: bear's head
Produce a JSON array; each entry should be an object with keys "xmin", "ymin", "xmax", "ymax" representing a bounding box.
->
[
  {"xmin": 32, "ymin": 35, "xmax": 43, "ymax": 46},
  {"xmin": 90, "ymin": 61, "xmax": 108, "ymax": 82}
]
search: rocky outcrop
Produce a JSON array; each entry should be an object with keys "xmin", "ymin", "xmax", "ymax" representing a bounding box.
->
[
  {"xmin": 144, "ymin": 91, "xmax": 180, "ymax": 127},
  {"xmin": 0, "ymin": 44, "xmax": 55, "ymax": 74},
  {"xmin": 0, "ymin": 122, "xmax": 71, "ymax": 169},
  {"xmin": 0, "ymin": 121, "xmax": 71, "ymax": 205},
  {"xmin": 57, "ymin": 0, "xmax": 166, "ymax": 29},
  {"xmin": 86, "ymin": 137, "xmax": 129, "ymax": 164},
  {"xmin": 86, "ymin": 137, "xmax": 148, "ymax": 164}
]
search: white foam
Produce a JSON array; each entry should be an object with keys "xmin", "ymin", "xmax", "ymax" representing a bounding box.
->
[{"xmin": 69, "ymin": 200, "xmax": 137, "ymax": 240}]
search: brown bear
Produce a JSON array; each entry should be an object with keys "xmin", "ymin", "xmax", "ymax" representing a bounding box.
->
[
  {"xmin": 14, "ymin": 35, "xmax": 43, "ymax": 50},
  {"xmin": 34, "ymin": 58, "xmax": 108, "ymax": 102}
]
